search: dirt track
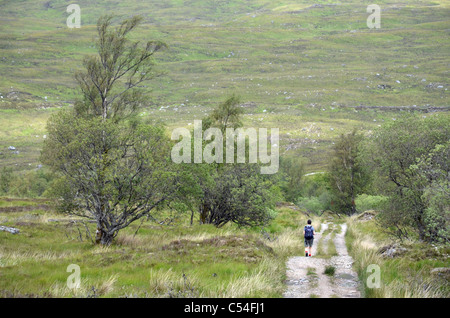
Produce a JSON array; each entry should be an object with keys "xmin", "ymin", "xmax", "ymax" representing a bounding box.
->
[{"xmin": 284, "ymin": 223, "xmax": 361, "ymax": 298}]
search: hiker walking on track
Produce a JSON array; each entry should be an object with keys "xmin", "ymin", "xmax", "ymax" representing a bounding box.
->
[{"xmin": 303, "ymin": 219, "xmax": 315, "ymax": 257}]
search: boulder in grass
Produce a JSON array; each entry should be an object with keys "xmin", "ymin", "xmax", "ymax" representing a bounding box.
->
[
  {"xmin": 356, "ymin": 210, "xmax": 377, "ymax": 221},
  {"xmin": 430, "ymin": 268, "xmax": 450, "ymax": 281},
  {"xmin": 378, "ymin": 243, "xmax": 407, "ymax": 258},
  {"xmin": 0, "ymin": 225, "xmax": 20, "ymax": 234}
]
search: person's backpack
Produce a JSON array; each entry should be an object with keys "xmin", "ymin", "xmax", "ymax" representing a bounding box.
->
[{"xmin": 304, "ymin": 225, "xmax": 314, "ymax": 239}]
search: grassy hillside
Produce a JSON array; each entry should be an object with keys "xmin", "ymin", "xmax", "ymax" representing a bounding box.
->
[
  {"xmin": 1, "ymin": 0, "xmax": 448, "ymax": 108},
  {"xmin": 0, "ymin": 0, "xmax": 448, "ymax": 173},
  {"xmin": 2, "ymin": 197, "xmax": 447, "ymax": 298},
  {"xmin": 0, "ymin": 197, "xmax": 308, "ymax": 297}
]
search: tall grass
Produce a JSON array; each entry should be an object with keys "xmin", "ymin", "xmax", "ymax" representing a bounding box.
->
[
  {"xmin": 214, "ymin": 258, "xmax": 282, "ymax": 298},
  {"xmin": 145, "ymin": 256, "xmax": 283, "ymax": 298},
  {"xmin": 1, "ymin": 200, "xmax": 308, "ymax": 298},
  {"xmin": 346, "ymin": 216, "xmax": 448, "ymax": 298},
  {"xmin": 148, "ymin": 268, "xmax": 200, "ymax": 298},
  {"xmin": 266, "ymin": 228, "xmax": 302, "ymax": 257},
  {"xmin": 50, "ymin": 274, "xmax": 119, "ymax": 298}
]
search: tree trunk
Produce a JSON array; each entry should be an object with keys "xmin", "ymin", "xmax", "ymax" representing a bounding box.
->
[
  {"xmin": 200, "ymin": 202, "xmax": 209, "ymax": 224},
  {"xmin": 95, "ymin": 227, "xmax": 114, "ymax": 245},
  {"xmin": 100, "ymin": 231, "xmax": 114, "ymax": 245},
  {"xmin": 351, "ymin": 198, "xmax": 356, "ymax": 215},
  {"xmin": 416, "ymin": 214, "xmax": 426, "ymax": 242}
]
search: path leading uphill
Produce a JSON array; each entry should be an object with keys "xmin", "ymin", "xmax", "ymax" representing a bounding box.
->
[{"xmin": 283, "ymin": 223, "xmax": 361, "ymax": 298}]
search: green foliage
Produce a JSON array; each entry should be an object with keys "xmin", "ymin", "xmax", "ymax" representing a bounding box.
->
[
  {"xmin": 369, "ymin": 114, "xmax": 450, "ymax": 242},
  {"xmin": 11, "ymin": 169, "xmax": 52, "ymax": 198},
  {"xmin": 203, "ymin": 93, "xmax": 243, "ymax": 133},
  {"xmin": 203, "ymin": 164, "xmax": 277, "ymax": 227},
  {"xmin": 355, "ymin": 194, "xmax": 388, "ymax": 212},
  {"xmin": 290, "ymin": 172, "xmax": 332, "ymax": 215},
  {"xmin": 296, "ymin": 196, "xmax": 325, "ymax": 215},
  {"xmin": 0, "ymin": 167, "xmax": 14, "ymax": 194},
  {"xmin": 328, "ymin": 129, "xmax": 368, "ymax": 215},
  {"xmin": 40, "ymin": 15, "xmax": 175, "ymax": 245},
  {"xmin": 0, "ymin": 167, "xmax": 52, "ymax": 198},
  {"xmin": 180, "ymin": 95, "xmax": 278, "ymax": 228},
  {"xmin": 73, "ymin": 15, "xmax": 166, "ymax": 121},
  {"xmin": 414, "ymin": 142, "xmax": 450, "ymax": 243},
  {"xmin": 301, "ymin": 173, "xmax": 330, "ymax": 198},
  {"xmin": 42, "ymin": 110, "xmax": 179, "ymax": 243},
  {"xmin": 279, "ymin": 156, "xmax": 305, "ymax": 203}
]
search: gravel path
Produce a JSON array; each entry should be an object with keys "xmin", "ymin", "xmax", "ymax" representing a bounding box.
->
[{"xmin": 283, "ymin": 223, "xmax": 361, "ymax": 298}]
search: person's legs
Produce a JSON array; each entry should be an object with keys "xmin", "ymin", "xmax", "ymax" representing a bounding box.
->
[
  {"xmin": 304, "ymin": 238, "xmax": 309, "ymax": 257},
  {"xmin": 305, "ymin": 238, "xmax": 313, "ymax": 256}
]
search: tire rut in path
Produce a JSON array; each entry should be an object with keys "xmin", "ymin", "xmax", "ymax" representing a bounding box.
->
[{"xmin": 283, "ymin": 223, "xmax": 361, "ymax": 298}]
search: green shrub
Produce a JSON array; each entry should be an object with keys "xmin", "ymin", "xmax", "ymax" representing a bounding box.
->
[
  {"xmin": 324, "ymin": 265, "xmax": 336, "ymax": 276},
  {"xmin": 355, "ymin": 194, "xmax": 388, "ymax": 212},
  {"xmin": 0, "ymin": 167, "xmax": 14, "ymax": 194},
  {"xmin": 296, "ymin": 196, "xmax": 324, "ymax": 214},
  {"xmin": 301, "ymin": 173, "xmax": 330, "ymax": 198},
  {"xmin": 8, "ymin": 169, "xmax": 53, "ymax": 198}
]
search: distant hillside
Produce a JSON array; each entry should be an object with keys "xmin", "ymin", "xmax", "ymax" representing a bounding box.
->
[
  {"xmin": 0, "ymin": 0, "xmax": 448, "ymax": 172},
  {"xmin": 0, "ymin": 0, "xmax": 448, "ymax": 109}
]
